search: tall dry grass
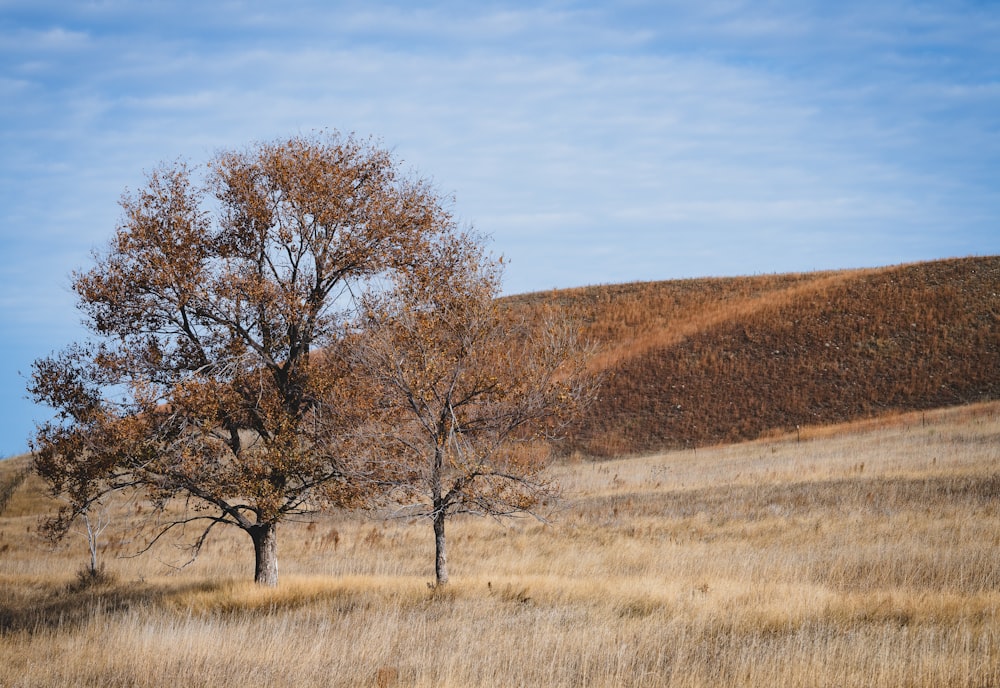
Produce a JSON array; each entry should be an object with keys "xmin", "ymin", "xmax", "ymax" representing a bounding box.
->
[{"xmin": 1, "ymin": 402, "xmax": 998, "ymax": 687}]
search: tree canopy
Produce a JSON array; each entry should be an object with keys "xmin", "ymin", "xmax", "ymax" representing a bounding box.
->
[
  {"xmin": 355, "ymin": 238, "xmax": 594, "ymax": 585},
  {"xmin": 29, "ymin": 132, "xmax": 456, "ymax": 585}
]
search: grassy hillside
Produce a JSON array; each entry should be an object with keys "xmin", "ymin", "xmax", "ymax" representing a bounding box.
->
[
  {"xmin": 1, "ymin": 403, "xmax": 997, "ymax": 687},
  {"xmin": 505, "ymin": 256, "xmax": 1000, "ymax": 457}
]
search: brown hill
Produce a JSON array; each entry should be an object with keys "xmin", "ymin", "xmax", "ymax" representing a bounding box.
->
[{"xmin": 504, "ymin": 256, "xmax": 1000, "ymax": 457}]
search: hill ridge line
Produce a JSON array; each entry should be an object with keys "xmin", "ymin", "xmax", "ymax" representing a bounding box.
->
[{"xmin": 507, "ymin": 255, "xmax": 999, "ymax": 457}]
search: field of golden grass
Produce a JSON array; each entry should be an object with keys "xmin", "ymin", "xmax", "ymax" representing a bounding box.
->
[{"xmin": 1, "ymin": 402, "xmax": 998, "ymax": 687}]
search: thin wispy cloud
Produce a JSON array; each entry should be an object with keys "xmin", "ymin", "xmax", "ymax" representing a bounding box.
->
[{"xmin": 1, "ymin": 0, "xmax": 997, "ymax": 455}]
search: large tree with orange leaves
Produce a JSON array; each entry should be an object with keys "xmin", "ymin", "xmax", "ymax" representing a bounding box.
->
[{"xmin": 29, "ymin": 133, "xmax": 455, "ymax": 586}]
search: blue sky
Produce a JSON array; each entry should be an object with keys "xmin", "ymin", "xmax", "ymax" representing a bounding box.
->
[{"xmin": 1, "ymin": 0, "xmax": 998, "ymax": 456}]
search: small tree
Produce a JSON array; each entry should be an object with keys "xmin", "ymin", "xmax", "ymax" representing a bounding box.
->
[
  {"xmin": 356, "ymin": 237, "xmax": 593, "ymax": 586},
  {"xmin": 77, "ymin": 499, "xmax": 113, "ymax": 580},
  {"xmin": 29, "ymin": 132, "xmax": 456, "ymax": 586}
]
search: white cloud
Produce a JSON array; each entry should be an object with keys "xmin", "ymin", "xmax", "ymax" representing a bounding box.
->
[{"xmin": 0, "ymin": 25, "xmax": 90, "ymax": 51}]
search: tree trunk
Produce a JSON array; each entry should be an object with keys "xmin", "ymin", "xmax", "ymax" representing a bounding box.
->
[
  {"xmin": 83, "ymin": 510, "xmax": 99, "ymax": 575},
  {"xmin": 249, "ymin": 522, "xmax": 278, "ymax": 587},
  {"xmin": 433, "ymin": 509, "xmax": 448, "ymax": 586},
  {"xmin": 432, "ymin": 442, "xmax": 448, "ymax": 587}
]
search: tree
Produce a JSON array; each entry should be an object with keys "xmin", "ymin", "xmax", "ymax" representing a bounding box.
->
[
  {"xmin": 355, "ymin": 237, "xmax": 593, "ymax": 586},
  {"xmin": 29, "ymin": 132, "xmax": 455, "ymax": 586},
  {"xmin": 78, "ymin": 499, "xmax": 113, "ymax": 580}
]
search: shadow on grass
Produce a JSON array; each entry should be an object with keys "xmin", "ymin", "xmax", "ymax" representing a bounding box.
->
[{"xmin": 0, "ymin": 568, "xmax": 219, "ymax": 636}]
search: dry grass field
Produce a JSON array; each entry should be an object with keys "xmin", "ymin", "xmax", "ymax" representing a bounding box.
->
[{"xmin": 1, "ymin": 401, "xmax": 997, "ymax": 687}]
